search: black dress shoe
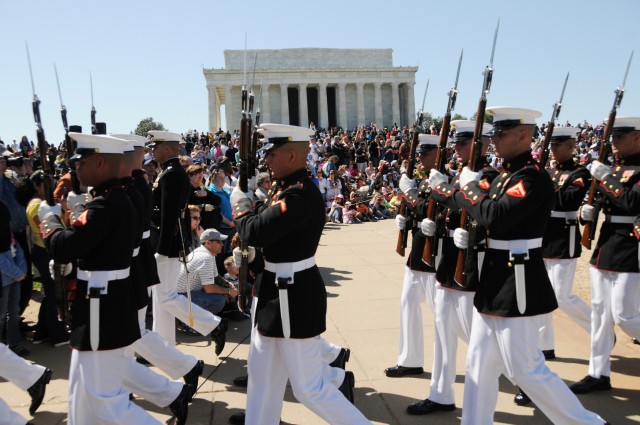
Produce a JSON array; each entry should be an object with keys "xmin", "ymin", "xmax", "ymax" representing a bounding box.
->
[
  {"xmin": 633, "ymin": 338, "xmax": 640, "ymax": 345},
  {"xmin": 233, "ymin": 375, "xmax": 248, "ymax": 388},
  {"xmin": 542, "ymin": 349, "xmax": 556, "ymax": 360},
  {"xmin": 338, "ymin": 371, "xmax": 355, "ymax": 404},
  {"xmin": 229, "ymin": 411, "xmax": 246, "ymax": 425},
  {"xmin": 570, "ymin": 375, "xmax": 612, "ymax": 394},
  {"xmin": 384, "ymin": 365, "xmax": 423, "ymax": 377},
  {"xmin": 329, "ymin": 348, "xmax": 351, "ymax": 370},
  {"xmin": 169, "ymin": 384, "xmax": 192, "ymax": 425},
  {"xmin": 211, "ymin": 318, "xmax": 228, "ymax": 356},
  {"xmin": 136, "ymin": 356, "xmax": 151, "ymax": 365},
  {"xmin": 183, "ymin": 360, "xmax": 204, "ymax": 401},
  {"xmin": 514, "ymin": 387, "xmax": 532, "ymax": 406},
  {"xmin": 407, "ymin": 398, "xmax": 455, "ymax": 415},
  {"xmin": 28, "ymin": 368, "xmax": 52, "ymax": 415}
]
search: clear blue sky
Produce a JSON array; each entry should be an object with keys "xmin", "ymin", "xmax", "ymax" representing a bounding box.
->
[{"xmin": 1, "ymin": 0, "xmax": 639, "ymax": 145}]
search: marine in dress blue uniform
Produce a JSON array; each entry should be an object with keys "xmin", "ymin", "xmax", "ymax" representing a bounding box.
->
[
  {"xmin": 571, "ymin": 117, "xmax": 640, "ymax": 394},
  {"xmin": 440, "ymin": 107, "xmax": 606, "ymax": 425}
]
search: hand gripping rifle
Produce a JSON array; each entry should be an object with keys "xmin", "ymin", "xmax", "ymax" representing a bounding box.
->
[
  {"xmin": 54, "ymin": 64, "xmax": 82, "ymax": 194},
  {"xmin": 90, "ymin": 72, "xmax": 97, "ymax": 135},
  {"xmin": 422, "ymin": 51, "xmax": 463, "ymax": 266},
  {"xmin": 27, "ymin": 44, "xmax": 70, "ymax": 320},
  {"xmin": 454, "ymin": 20, "xmax": 499, "ymax": 287},
  {"xmin": 538, "ymin": 73, "xmax": 569, "ymax": 169},
  {"xmin": 581, "ymin": 50, "xmax": 634, "ymax": 249},
  {"xmin": 395, "ymin": 82, "xmax": 428, "ymax": 256},
  {"xmin": 237, "ymin": 54, "xmax": 257, "ymax": 311}
]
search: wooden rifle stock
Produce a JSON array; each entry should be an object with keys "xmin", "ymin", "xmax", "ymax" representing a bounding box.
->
[
  {"xmin": 237, "ymin": 87, "xmax": 253, "ymax": 311},
  {"xmin": 396, "ymin": 122, "xmax": 421, "ymax": 256}
]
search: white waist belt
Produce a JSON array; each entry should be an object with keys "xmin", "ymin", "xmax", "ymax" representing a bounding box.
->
[
  {"xmin": 265, "ymin": 256, "xmax": 316, "ymax": 285},
  {"xmin": 550, "ymin": 211, "xmax": 578, "ymax": 220},
  {"xmin": 142, "ymin": 230, "xmax": 150, "ymax": 239},
  {"xmin": 604, "ymin": 215, "xmax": 634, "ymax": 224},
  {"xmin": 133, "ymin": 246, "xmax": 140, "ymax": 257},
  {"xmin": 78, "ymin": 267, "xmax": 131, "ymax": 282},
  {"xmin": 487, "ymin": 238, "xmax": 542, "ymax": 250}
]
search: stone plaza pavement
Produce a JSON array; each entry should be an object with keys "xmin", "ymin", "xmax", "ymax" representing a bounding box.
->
[{"xmin": 3, "ymin": 219, "xmax": 639, "ymax": 424}]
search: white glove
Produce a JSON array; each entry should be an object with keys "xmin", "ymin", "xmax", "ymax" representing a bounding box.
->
[
  {"xmin": 420, "ymin": 218, "xmax": 436, "ymax": 236},
  {"xmin": 49, "ymin": 260, "xmax": 73, "ymax": 277},
  {"xmin": 581, "ymin": 204, "xmax": 596, "ymax": 222},
  {"xmin": 248, "ymin": 176, "xmax": 257, "ymax": 191},
  {"xmin": 67, "ymin": 191, "xmax": 92, "ymax": 211},
  {"xmin": 459, "ymin": 167, "xmax": 483, "ymax": 188},
  {"xmin": 428, "ymin": 169, "xmax": 448, "ymax": 189},
  {"xmin": 590, "ymin": 160, "xmax": 611, "ymax": 181},
  {"xmin": 203, "ymin": 204, "xmax": 214, "ymax": 212},
  {"xmin": 154, "ymin": 253, "xmax": 169, "ymax": 265},
  {"xmin": 453, "ymin": 228, "xmax": 469, "ymax": 249},
  {"xmin": 37, "ymin": 201, "xmax": 62, "ymax": 221},
  {"xmin": 232, "ymin": 246, "xmax": 256, "ymax": 265},
  {"xmin": 395, "ymin": 214, "xmax": 406, "ymax": 230},
  {"xmin": 399, "ymin": 174, "xmax": 415, "ymax": 195},
  {"xmin": 230, "ymin": 185, "xmax": 253, "ymax": 207}
]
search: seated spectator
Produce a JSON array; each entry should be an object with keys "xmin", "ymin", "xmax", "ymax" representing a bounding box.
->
[
  {"xmin": 255, "ymin": 172, "xmax": 271, "ymax": 202},
  {"xmin": 186, "ymin": 165, "xmax": 222, "ymax": 231},
  {"xmin": 328, "ymin": 194, "xmax": 344, "ymax": 223},
  {"xmin": 177, "ymin": 229, "xmax": 238, "ymax": 317},
  {"xmin": 342, "ymin": 201, "xmax": 360, "ymax": 224},
  {"xmin": 189, "ymin": 205, "xmax": 205, "ymax": 251}
]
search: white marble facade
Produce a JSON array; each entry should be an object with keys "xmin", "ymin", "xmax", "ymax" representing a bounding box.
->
[{"xmin": 203, "ymin": 48, "xmax": 417, "ymax": 132}]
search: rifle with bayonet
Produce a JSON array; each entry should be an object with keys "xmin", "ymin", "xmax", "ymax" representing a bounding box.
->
[
  {"xmin": 395, "ymin": 84, "xmax": 427, "ymax": 256},
  {"xmin": 54, "ymin": 64, "xmax": 82, "ymax": 194},
  {"xmin": 422, "ymin": 51, "xmax": 463, "ymax": 266},
  {"xmin": 581, "ymin": 51, "xmax": 634, "ymax": 249},
  {"xmin": 454, "ymin": 20, "xmax": 499, "ymax": 287},
  {"xmin": 27, "ymin": 44, "xmax": 70, "ymax": 320},
  {"xmin": 538, "ymin": 73, "xmax": 569, "ymax": 169},
  {"xmin": 90, "ymin": 72, "xmax": 97, "ymax": 135},
  {"xmin": 237, "ymin": 53, "xmax": 257, "ymax": 311}
]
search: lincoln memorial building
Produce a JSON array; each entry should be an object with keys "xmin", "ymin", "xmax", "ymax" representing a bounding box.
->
[{"xmin": 203, "ymin": 48, "xmax": 418, "ymax": 132}]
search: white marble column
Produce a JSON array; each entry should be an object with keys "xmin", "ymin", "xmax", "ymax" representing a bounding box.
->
[
  {"xmin": 338, "ymin": 83, "xmax": 347, "ymax": 129},
  {"xmin": 391, "ymin": 82, "xmax": 400, "ymax": 127},
  {"xmin": 280, "ymin": 84, "xmax": 290, "ymax": 125},
  {"xmin": 318, "ymin": 83, "xmax": 328, "ymax": 129},
  {"xmin": 224, "ymin": 85, "xmax": 233, "ymax": 132},
  {"xmin": 356, "ymin": 82, "xmax": 365, "ymax": 126},
  {"xmin": 260, "ymin": 84, "xmax": 270, "ymax": 124},
  {"xmin": 207, "ymin": 86, "xmax": 219, "ymax": 133},
  {"xmin": 374, "ymin": 83, "xmax": 383, "ymax": 128},
  {"xmin": 406, "ymin": 82, "xmax": 416, "ymax": 126},
  {"xmin": 299, "ymin": 83, "xmax": 308, "ymax": 128}
]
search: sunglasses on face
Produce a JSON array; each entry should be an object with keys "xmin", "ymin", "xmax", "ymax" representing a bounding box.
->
[{"xmin": 191, "ymin": 216, "xmax": 201, "ymax": 220}]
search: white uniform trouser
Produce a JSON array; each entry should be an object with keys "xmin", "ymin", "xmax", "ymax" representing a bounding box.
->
[
  {"xmin": 589, "ymin": 267, "xmax": 640, "ymax": 378},
  {"xmin": 152, "ymin": 257, "xmax": 220, "ymax": 343},
  {"xmin": 0, "ymin": 342, "xmax": 47, "ymax": 425},
  {"xmin": 133, "ymin": 305, "xmax": 197, "ymax": 379},
  {"xmin": 245, "ymin": 333, "xmax": 372, "ymax": 425},
  {"xmin": 246, "ymin": 297, "xmax": 345, "ymax": 389},
  {"xmin": 538, "ymin": 259, "xmax": 591, "ymax": 351},
  {"xmin": 69, "ymin": 348, "xmax": 161, "ymax": 425},
  {"xmin": 430, "ymin": 285, "xmax": 474, "ymax": 405},
  {"xmin": 122, "ymin": 356, "xmax": 182, "ymax": 408},
  {"xmin": 461, "ymin": 311, "xmax": 605, "ymax": 425},
  {"xmin": 397, "ymin": 267, "xmax": 436, "ymax": 367}
]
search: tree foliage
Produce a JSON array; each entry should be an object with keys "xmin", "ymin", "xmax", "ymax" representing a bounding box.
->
[
  {"xmin": 471, "ymin": 112, "xmax": 493, "ymax": 124},
  {"xmin": 134, "ymin": 117, "xmax": 166, "ymax": 136}
]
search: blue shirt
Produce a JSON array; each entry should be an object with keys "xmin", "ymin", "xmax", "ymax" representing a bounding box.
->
[{"xmin": 209, "ymin": 184, "xmax": 232, "ymax": 226}]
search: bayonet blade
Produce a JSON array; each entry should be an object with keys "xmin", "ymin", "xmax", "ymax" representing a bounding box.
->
[
  {"xmin": 454, "ymin": 49, "xmax": 463, "ymax": 90},
  {"xmin": 25, "ymin": 42, "xmax": 37, "ymax": 99},
  {"xmin": 559, "ymin": 71, "xmax": 569, "ymax": 104},
  {"xmin": 257, "ymin": 76, "xmax": 264, "ymax": 112},
  {"xmin": 250, "ymin": 53, "xmax": 258, "ymax": 94},
  {"xmin": 54, "ymin": 63, "xmax": 64, "ymax": 107},
  {"xmin": 90, "ymin": 72, "xmax": 95, "ymax": 108},
  {"xmin": 489, "ymin": 18, "xmax": 500, "ymax": 68},
  {"xmin": 421, "ymin": 79, "xmax": 429, "ymax": 112},
  {"xmin": 243, "ymin": 33, "xmax": 248, "ymax": 88},
  {"xmin": 621, "ymin": 49, "xmax": 634, "ymax": 89}
]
